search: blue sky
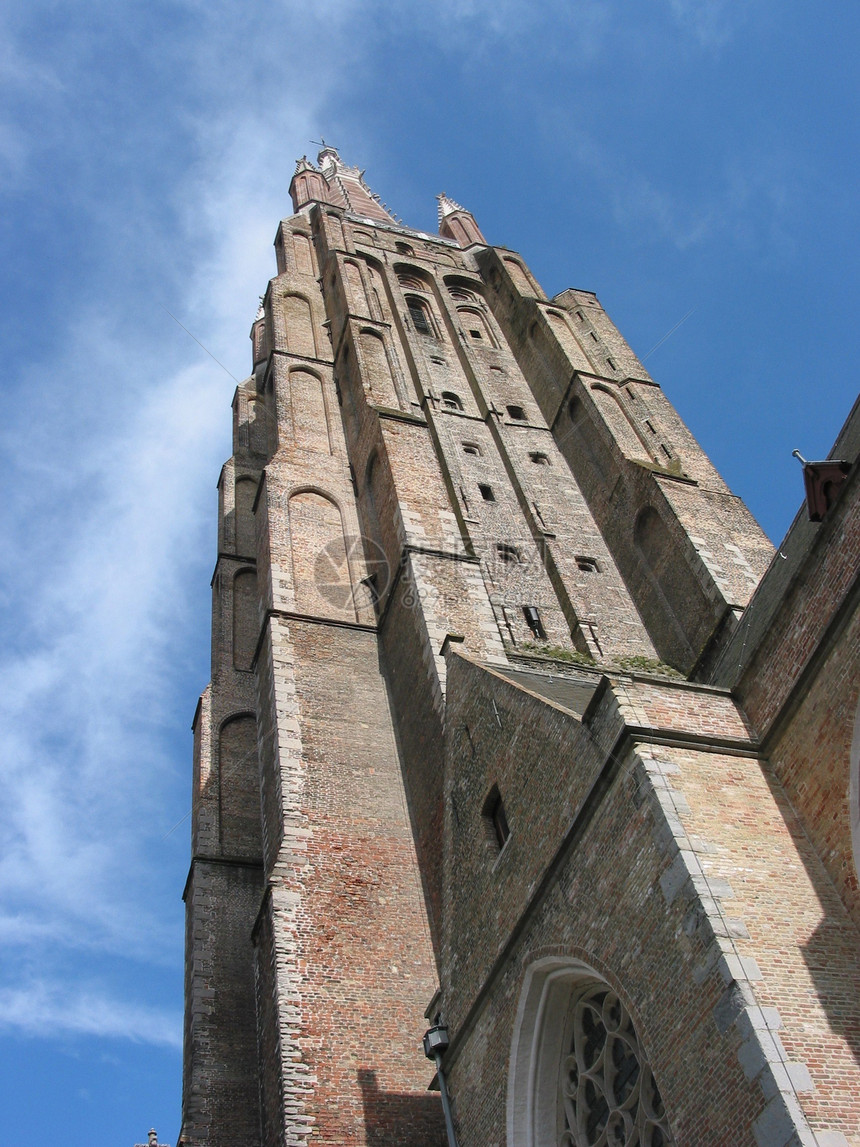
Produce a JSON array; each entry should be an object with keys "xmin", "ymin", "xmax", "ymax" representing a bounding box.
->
[{"xmin": 0, "ymin": 1, "xmax": 857, "ymax": 1143}]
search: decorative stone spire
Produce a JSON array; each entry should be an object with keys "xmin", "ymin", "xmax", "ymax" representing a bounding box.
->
[
  {"xmin": 437, "ymin": 192, "xmax": 486, "ymax": 247},
  {"xmin": 289, "ymin": 146, "xmax": 397, "ymax": 223}
]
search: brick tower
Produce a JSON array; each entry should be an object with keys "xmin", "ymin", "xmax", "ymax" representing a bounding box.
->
[{"xmin": 180, "ymin": 149, "xmax": 860, "ymax": 1146}]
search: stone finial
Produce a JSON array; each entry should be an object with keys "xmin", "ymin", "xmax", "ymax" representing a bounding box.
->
[
  {"xmin": 436, "ymin": 192, "xmax": 468, "ymax": 226},
  {"xmin": 436, "ymin": 193, "xmax": 486, "ymax": 246}
]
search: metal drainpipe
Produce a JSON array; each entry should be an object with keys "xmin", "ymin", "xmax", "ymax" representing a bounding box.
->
[{"xmin": 423, "ymin": 1024, "xmax": 459, "ymax": 1147}]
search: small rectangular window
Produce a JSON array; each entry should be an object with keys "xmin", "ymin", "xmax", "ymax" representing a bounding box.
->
[
  {"xmin": 576, "ymin": 556, "xmax": 599, "ymax": 573},
  {"xmin": 479, "ymin": 484, "xmax": 495, "ymax": 502},
  {"xmin": 507, "ymin": 405, "xmax": 526, "ymax": 421},
  {"xmin": 469, "ymin": 329, "xmax": 483, "ymax": 340}
]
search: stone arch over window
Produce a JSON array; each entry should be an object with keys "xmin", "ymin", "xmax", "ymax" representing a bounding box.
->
[
  {"xmin": 292, "ymin": 231, "xmax": 314, "ymax": 276},
  {"xmin": 440, "ymin": 391, "xmax": 463, "ymax": 411},
  {"xmin": 218, "ymin": 713, "xmax": 262, "ymax": 859},
  {"xmin": 458, "ymin": 306, "xmax": 497, "ymax": 348},
  {"xmin": 546, "ymin": 309, "xmax": 587, "ymax": 363},
  {"xmin": 235, "ymin": 476, "xmax": 257, "ymax": 557},
  {"xmin": 591, "ymin": 384, "xmax": 653, "ymax": 463},
  {"xmin": 282, "ymin": 292, "xmax": 317, "ymax": 358},
  {"xmin": 358, "ymin": 327, "xmax": 400, "ymax": 408},
  {"xmin": 397, "ymin": 272, "xmax": 426, "ymax": 292},
  {"xmin": 508, "ymin": 957, "xmax": 674, "ymax": 1147},
  {"xmin": 344, "ymin": 260, "xmax": 368, "ymax": 315},
  {"xmin": 288, "ymin": 489, "xmax": 356, "ymax": 620},
  {"xmin": 232, "ymin": 568, "xmax": 258, "ymax": 672},
  {"xmin": 503, "ymin": 256, "xmax": 535, "ymax": 296},
  {"xmin": 851, "ymin": 695, "xmax": 860, "ymax": 887},
  {"xmin": 365, "ymin": 260, "xmax": 388, "ymax": 322},
  {"xmin": 289, "ymin": 366, "xmax": 333, "ymax": 454}
]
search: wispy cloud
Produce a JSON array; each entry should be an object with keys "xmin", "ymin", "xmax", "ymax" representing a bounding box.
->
[
  {"xmin": 0, "ymin": 981, "xmax": 181, "ymax": 1048},
  {"xmin": 664, "ymin": 0, "xmax": 756, "ymax": 49}
]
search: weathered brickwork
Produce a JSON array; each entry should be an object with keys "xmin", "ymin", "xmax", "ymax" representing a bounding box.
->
[{"xmin": 180, "ymin": 148, "xmax": 860, "ymax": 1147}]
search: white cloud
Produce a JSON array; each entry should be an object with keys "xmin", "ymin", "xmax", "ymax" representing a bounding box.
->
[
  {"xmin": 0, "ymin": 980, "xmax": 181, "ymax": 1048},
  {"xmin": 664, "ymin": 0, "xmax": 755, "ymax": 49}
]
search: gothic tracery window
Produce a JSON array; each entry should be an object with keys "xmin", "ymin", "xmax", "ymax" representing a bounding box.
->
[{"xmin": 558, "ymin": 983, "xmax": 673, "ymax": 1147}]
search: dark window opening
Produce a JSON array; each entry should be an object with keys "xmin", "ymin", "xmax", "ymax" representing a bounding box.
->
[
  {"xmin": 590, "ymin": 331, "xmax": 599, "ymax": 342},
  {"xmin": 462, "ymin": 442, "xmax": 481, "ymax": 456},
  {"xmin": 576, "ymin": 556, "xmax": 600, "ymax": 573},
  {"xmin": 660, "ymin": 444, "xmax": 672, "ymax": 459},
  {"xmin": 529, "ymin": 452, "xmax": 550, "ymax": 466},
  {"xmin": 523, "ymin": 606, "xmax": 546, "ymax": 640},
  {"xmin": 396, "ymin": 241, "xmax": 414, "ymax": 255},
  {"xmin": 482, "ymin": 785, "xmax": 510, "ymax": 851},
  {"xmin": 644, "ymin": 419, "xmax": 656, "ymax": 434},
  {"xmin": 606, "ymin": 358, "xmax": 616, "ymax": 371},
  {"xmin": 469, "ymin": 328, "xmax": 483, "ymax": 340},
  {"xmin": 479, "ymin": 484, "xmax": 495, "ymax": 502},
  {"xmin": 507, "ymin": 405, "xmax": 527, "ymax": 421},
  {"xmin": 407, "ymin": 298, "xmax": 432, "ymax": 336},
  {"xmin": 441, "ymin": 391, "xmax": 463, "ymax": 411},
  {"xmin": 575, "ymin": 310, "xmax": 584, "ymax": 322},
  {"xmin": 497, "ymin": 543, "xmax": 520, "ymax": 563}
]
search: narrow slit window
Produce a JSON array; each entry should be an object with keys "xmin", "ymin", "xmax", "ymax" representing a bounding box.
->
[
  {"xmin": 523, "ymin": 606, "xmax": 546, "ymax": 640},
  {"xmin": 660, "ymin": 444, "xmax": 672, "ymax": 459},
  {"xmin": 590, "ymin": 331, "xmax": 599, "ymax": 342},
  {"xmin": 506, "ymin": 405, "xmax": 526, "ymax": 421},
  {"xmin": 482, "ymin": 785, "xmax": 510, "ymax": 852},
  {"xmin": 479, "ymin": 484, "xmax": 495, "ymax": 502},
  {"xmin": 606, "ymin": 358, "xmax": 616, "ymax": 371},
  {"xmin": 644, "ymin": 419, "xmax": 656, "ymax": 434},
  {"xmin": 576, "ymin": 556, "xmax": 600, "ymax": 573}
]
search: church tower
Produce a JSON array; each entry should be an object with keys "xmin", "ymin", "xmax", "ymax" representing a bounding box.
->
[{"xmin": 180, "ymin": 150, "xmax": 860, "ymax": 1146}]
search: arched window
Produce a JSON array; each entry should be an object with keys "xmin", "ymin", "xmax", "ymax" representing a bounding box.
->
[
  {"xmin": 395, "ymin": 241, "xmax": 414, "ymax": 255},
  {"xmin": 406, "ymin": 296, "xmax": 434, "ymax": 336},
  {"xmin": 458, "ymin": 306, "xmax": 496, "ymax": 347},
  {"xmin": 507, "ymin": 404, "xmax": 527, "ymax": 421},
  {"xmin": 496, "ymin": 542, "xmax": 520, "ymax": 563},
  {"xmin": 441, "ymin": 391, "xmax": 463, "ymax": 411},
  {"xmin": 509, "ymin": 959, "xmax": 675, "ymax": 1147},
  {"xmin": 398, "ymin": 273, "xmax": 425, "ymax": 291},
  {"xmin": 462, "ymin": 441, "xmax": 482, "ymax": 456}
]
